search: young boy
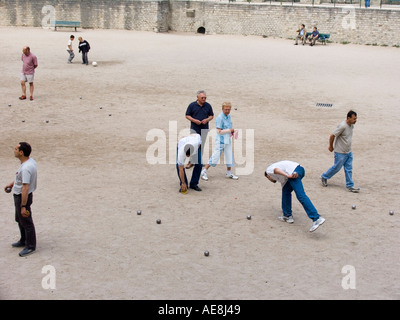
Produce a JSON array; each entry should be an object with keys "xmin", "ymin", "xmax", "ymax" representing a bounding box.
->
[
  {"xmin": 67, "ymin": 35, "xmax": 75, "ymax": 63},
  {"xmin": 78, "ymin": 37, "xmax": 91, "ymax": 65}
]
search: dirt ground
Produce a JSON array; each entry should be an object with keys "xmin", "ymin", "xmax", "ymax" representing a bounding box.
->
[{"xmin": 0, "ymin": 27, "xmax": 399, "ymax": 300}]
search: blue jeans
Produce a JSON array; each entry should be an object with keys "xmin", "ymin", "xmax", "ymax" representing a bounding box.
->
[
  {"xmin": 176, "ymin": 146, "xmax": 202, "ymax": 188},
  {"xmin": 322, "ymin": 152, "xmax": 354, "ymax": 188},
  {"xmin": 282, "ymin": 165, "xmax": 320, "ymax": 222}
]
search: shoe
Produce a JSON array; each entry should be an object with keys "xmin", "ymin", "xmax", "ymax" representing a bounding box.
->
[
  {"xmin": 19, "ymin": 95, "xmax": 26, "ymax": 100},
  {"xmin": 310, "ymin": 217, "xmax": 325, "ymax": 232},
  {"xmin": 201, "ymin": 170, "xmax": 208, "ymax": 181},
  {"xmin": 226, "ymin": 173, "xmax": 239, "ymax": 180},
  {"xmin": 11, "ymin": 241, "xmax": 25, "ymax": 248},
  {"xmin": 278, "ymin": 215, "xmax": 294, "ymax": 224},
  {"xmin": 347, "ymin": 187, "xmax": 360, "ymax": 193},
  {"xmin": 19, "ymin": 247, "xmax": 35, "ymax": 257},
  {"xmin": 190, "ymin": 186, "xmax": 202, "ymax": 191},
  {"xmin": 321, "ymin": 176, "xmax": 328, "ymax": 187},
  {"xmin": 30, "ymin": 96, "xmax": 33, "ymax": 101}
]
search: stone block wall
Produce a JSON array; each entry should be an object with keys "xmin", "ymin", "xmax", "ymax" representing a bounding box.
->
[
  {"xmin": 0, "ymin": 0, "xmax": 399, "ymax": 46},
  {"xmin": 168, "ymin": 2, "xmax": 400, "ymax": 46},
  {"xmin": 0, "ymin": 0, "xmax": 168, "ymax": 32}
]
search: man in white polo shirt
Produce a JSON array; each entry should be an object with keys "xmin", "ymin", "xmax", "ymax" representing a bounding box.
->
[
  {"xmin": 176, "ymin": 133, "xmax": 202, "ymax": 193},
  {"xmin": 265, "ymin": 160, "xmax": 325, "ymax": 232}
]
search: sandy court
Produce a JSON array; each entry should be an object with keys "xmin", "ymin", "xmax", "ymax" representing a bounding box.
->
[{"xmin": 0, "ymin": 27, "xmax": 399, "ymax": 300}]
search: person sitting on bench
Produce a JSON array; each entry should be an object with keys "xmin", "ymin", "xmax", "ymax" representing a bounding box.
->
[
  {"xmin": 308, "ymin": 27, "xmax": 319, "ymax": 46},
  {"xmin": 295, "ymin": 24, "xmax": 307, "ymax": 45}
]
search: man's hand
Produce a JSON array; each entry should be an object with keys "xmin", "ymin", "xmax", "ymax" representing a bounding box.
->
[
  {"xmin": 181, "ymin": 183, "xmax": 187, "ymax": 192},
  {"xmin": 21, "ymin": 207, "xmax": 30, "ymax": 218},
  {"xmin": 287, "ymin": 172, "xmax": 299, "ymax": 179}
]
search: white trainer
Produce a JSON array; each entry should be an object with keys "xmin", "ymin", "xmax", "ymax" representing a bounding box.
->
[
  {"xmin": 278, "ymin": 215, "xmax": 294, "ymax": 224},
  {"xmin": 201, "ymin": 170, "xmax": 208, "ymax": 181},
  {"xmin": 226, "ymin": 173, "xmax": 239, "ymax": 180},
  {"xmin": 310, "ymin": 216, "xmax": 326, "ymax": 232}
]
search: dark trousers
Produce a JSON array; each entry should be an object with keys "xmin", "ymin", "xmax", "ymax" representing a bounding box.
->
[
  {"xmin": 13, "ymin": 193, "xmax": 36, "ymax": 249},
  {"xmin": 176, "ymin": 146, "xmax": 202, "ymax": 188},
  {"xmin": 81, "ymin": 52, "xmax": 88, "ymax": 65}
]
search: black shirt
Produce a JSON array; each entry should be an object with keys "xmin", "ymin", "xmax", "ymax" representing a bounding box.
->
[
  {"xmin": 79, "ymin": 40, "xmax": 90, "ymax": 53},
  {"xmin": 185, "ymin": 101, "xmax": 214, "ymax": 134}
]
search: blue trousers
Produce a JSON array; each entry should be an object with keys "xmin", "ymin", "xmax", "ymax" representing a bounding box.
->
[
  {"xmin": 176, "ymin": 147, "xmax": 202, "ymax": 188},
  {"xmin": 282, "ymin": 165, "xmax": 320, "ymax": 222},
  {"xmin": 322, "ymin": 152, "xmax": 354, "ymax": 188}
]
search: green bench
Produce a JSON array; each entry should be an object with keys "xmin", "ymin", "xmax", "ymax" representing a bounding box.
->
[
  {"xmin": 306, "ymin": 32, "xmax": 330, "ymax": 45},
  {"xmin": 51, "ymin": 20, "xmax": 81, "ymax": 31}
]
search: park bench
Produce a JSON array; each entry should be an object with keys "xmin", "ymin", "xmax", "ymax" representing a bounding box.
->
[
  {"xmin": 306, "ymin": 32, "xmax": 330, "ymax": 45},
  {"xmin": 380, "ymin": 0, "xmax": 400, "ymax": 7},
  {"xmin": 51, "ymin": 20, "xmax": 81, "ymax": 31}
]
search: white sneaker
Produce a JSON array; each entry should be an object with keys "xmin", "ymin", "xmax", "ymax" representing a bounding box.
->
[
  {"xmin": 310, "ymin": 216, "xmax": 325, "ymax": 232},
  {"xmin": 201, "ymin": 170, "xmax": 208, "ymax": 181},
  {"xmin": 226, "ymin": 173, "xmax": 239, "ymax": 180},
  {"xmin": 278, "ymin": 215, "xmax": 294, "ymax": 224}
]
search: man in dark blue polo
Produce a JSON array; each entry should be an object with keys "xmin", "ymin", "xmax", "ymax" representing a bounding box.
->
[{"xmin": 185, "ymin": 90, "xmax": 214, "ymax": 169}]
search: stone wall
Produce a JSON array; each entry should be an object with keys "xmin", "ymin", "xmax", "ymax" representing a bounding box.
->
[
  {"xmin": 169, "ymin": 2, "xmax": 400, "ymax": 46},
  {"xmin": 0, "ymin": 0, "xmax": 399, "ymax": 46},
  {"xmin": 0, "ymin": 0, "xmax": 169, "ymax": 32}
]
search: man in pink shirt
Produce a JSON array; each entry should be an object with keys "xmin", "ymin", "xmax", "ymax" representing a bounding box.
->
[{"xmin": 20, "ymin": 46, "xmax": 38, "ymax": 101}]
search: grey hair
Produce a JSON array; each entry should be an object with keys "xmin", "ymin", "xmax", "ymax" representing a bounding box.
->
[{"xmin": 197, "ymin": 90, "xmax": 206, "ymax": 96}]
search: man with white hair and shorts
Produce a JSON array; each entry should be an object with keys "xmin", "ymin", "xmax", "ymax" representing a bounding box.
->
[{"xmin": 19, "ymin": 46, "xmax": 38, "ymax": 101}]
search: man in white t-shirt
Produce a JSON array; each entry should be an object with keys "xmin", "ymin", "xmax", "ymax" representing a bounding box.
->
[
  {"xmin": 4, "ymin": 142, "xmax": 38, "ymax": 257},
  {"xmin": 67, "ymin": 35, "xmax": 75, "ymax": 63},
  {"xmin": 176, "ymin": 134, "xmax": 202, "ymax": 193},
  {"xmin": 265, "ymin": 160, "xmax": 325, "ymax": 232}
]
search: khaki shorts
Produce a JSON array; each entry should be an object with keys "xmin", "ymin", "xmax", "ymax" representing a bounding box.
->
[{"xmin": 20, "ymin": 73, "xmax": 34, "ymax": 83}]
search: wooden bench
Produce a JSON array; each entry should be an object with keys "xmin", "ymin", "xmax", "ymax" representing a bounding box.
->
[
  {"xmin": 306, "ymin": 32, "xmax": 330, "ymax": 45},
  {"xmin": 51, "ymin": 20, "xmax": 81, "ymax": 31}
]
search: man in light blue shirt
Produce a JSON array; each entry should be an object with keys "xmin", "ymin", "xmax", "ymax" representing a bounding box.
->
[
  {"xmin": 201, "ymin": 102, "xmax": 238, "ymax": 181},
  {"xmin": 295, "ymin": 24, "xmax": 307, "ymax": 45}
]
